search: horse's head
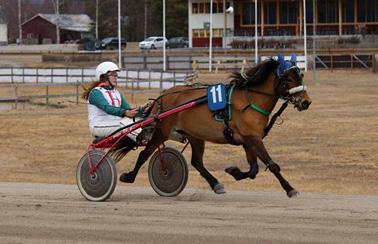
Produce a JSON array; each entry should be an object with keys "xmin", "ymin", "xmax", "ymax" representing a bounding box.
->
[{"xmin": 275, "ymin": 54, "xmax": 312, "ymax": 111}]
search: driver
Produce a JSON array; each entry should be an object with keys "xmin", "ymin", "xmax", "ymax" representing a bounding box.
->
[{"xmin": 81, "ymin": 61, "xmax": 149, "ymax": 141}]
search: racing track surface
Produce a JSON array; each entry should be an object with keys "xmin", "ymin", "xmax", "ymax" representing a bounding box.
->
[{"xmin": 0, "ymin": 182, "xmax": 377, "ymax": 244}]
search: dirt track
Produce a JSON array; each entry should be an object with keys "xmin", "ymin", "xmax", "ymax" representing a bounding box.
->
[
  {"xmin": 0, "ymin": 182, "xmax": 377, "ymax": 244},
  {"xmin": 1, "ymin": 70, "xmax": 378, "ymax": 243}
]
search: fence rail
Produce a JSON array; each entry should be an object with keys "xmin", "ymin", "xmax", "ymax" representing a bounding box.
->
[
  {"xmin": 0, "ymin": 68, "xmax": 196, "ymax": 109},
  {"xmin": 0, "ymin": 67, "xmax": 193, "ymax": 87}
]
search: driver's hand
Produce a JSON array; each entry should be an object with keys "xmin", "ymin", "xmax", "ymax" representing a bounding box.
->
[{"xmin": 124, "ymin": 108, "xmax": 138, "ymax": 117}]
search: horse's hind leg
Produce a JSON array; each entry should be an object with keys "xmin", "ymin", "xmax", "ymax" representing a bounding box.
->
[
  {"xmin": 187, "ymin": 136, "xmax": 225, "ymax": 194},
  {"xmin": 119, "ymin": 129, "xmax": 167, "ymax": 183},
  {"xmin": 225, "ymin": 145, "xmax": 259, "ymax": 181},
  {"xmin": 247, "ymin": 135, "xmax": 298, "ymax": 198}
]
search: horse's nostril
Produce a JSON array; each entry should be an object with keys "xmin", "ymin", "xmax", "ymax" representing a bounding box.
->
[{"xmin": 302, "ymin": 101, "xmax": 310, "ymax": 110}]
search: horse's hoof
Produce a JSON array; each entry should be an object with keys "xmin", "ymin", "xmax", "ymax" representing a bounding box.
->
[
  {"xmin": 225, "ymin": 167, "xmax": 247, "ymax": 181},
  {"xmin": 119, "ymin": 172, "xmax": 135, "ymax": 183},
  {"xmin": 287, "ymin": 189, "xmax": 299, "ymax": 198},
  {"xmin": 213, "ymin": 183, "xmax": 226, "ymax": 194}
]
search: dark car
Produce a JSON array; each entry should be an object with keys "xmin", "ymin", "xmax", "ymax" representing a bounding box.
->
[
  {"xmin": 166, "ymin": 37, "xmax": 189, "ymax": 48},
  {"xmin": 96, "ymin": 37, "xmax": 127, "ymax": 50}
]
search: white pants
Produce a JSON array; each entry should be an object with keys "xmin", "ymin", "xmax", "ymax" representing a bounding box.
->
[{"xmin": 90, "ymin": 117, "xmax": 142, "ymax": 141}]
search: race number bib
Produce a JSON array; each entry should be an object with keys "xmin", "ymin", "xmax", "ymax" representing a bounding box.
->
[{"xmin": 207, "ymin": 84, "xmax": 226, "ymax": 111}]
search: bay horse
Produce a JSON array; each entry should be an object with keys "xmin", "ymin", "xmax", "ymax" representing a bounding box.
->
[{"xmin": 117, "ymin": 55, "xmax": 311, "ymax": 198}]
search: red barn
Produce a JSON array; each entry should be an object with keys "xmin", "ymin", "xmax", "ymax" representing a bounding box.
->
[{"xmin": 21, "ymin": 14, "xmax": 92, "ymax": 44}]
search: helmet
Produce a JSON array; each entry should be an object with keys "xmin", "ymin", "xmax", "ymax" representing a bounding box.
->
[{"xmin": 95, "ymin": 61, "xmax": 120, "ymax": 80}]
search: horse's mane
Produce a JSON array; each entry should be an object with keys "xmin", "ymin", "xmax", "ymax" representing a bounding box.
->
[{"xmin": 230, "ymin": 58, "xmax": 279, "ymax": 88}]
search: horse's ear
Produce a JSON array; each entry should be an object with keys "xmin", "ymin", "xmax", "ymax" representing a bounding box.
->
[{"xmin": 290, "ymin": 53, "xmax": 297, "ymax": 65}]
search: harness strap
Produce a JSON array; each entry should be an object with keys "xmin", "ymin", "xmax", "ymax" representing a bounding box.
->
[
  {"xmin": 242, "ymin": 102, "xmax": 270, "ymax": 117},
  {"xmin": 250, "ymin": 103, "xmax": 270, "ymax": 117},
  {"xmin": 263, "ymin": 101, "xmax": 288, "ymax": 138}
]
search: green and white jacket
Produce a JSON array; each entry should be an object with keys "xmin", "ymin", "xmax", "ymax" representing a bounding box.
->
[{"xmin": 88, "ymin": 85, "xmax": 131, "ymax": 130}]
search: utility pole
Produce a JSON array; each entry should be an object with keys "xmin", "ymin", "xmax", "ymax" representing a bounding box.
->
[
  {"xmin": 223, "ymin": 0, "xmax": 226, "ymax": 49},
  {"xmin": 18, "ymin": 0, "xmax": 22, "ymax": 44},
  {"xmin": 118, "ymin": 0, "xmax": 122, "ymax": 68},
  {"xmin": 52, "ymin": 0, "xmax": 60, "ymax": 44},
  {"xmin": 163, "ymin": 0, "xmax": 166, "ymax": 71},
  {"xmin": 312, "ymin": 0, "xmax": 317, "ymax": 82},
  {"xmin": 144, "ymin": 0, "xmax": 147, "ymax": 39},
  {"xmin": 95, "ymin": 0, "xmax": 98, "ymax": 40}
]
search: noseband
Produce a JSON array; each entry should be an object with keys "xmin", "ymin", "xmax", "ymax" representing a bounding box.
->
[{"xmin": 276, "ymin": 66, "xmax": 307, "ymax": 104}]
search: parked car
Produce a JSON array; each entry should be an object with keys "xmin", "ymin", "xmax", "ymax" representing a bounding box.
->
[
  {"xmin": 139, "ymin": 36, "xmax": 167, "ymax": 49},
  {"xmin": 96, "ymin": 37, "xmax": 127, "ymax": 50},
  {"xmin": 167, "ymin": 37, "xmax": 189, "ymax": 48}
]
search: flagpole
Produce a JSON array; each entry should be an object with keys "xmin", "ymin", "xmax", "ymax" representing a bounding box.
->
[
  {"xmin": 163, "ymin": 0, "xmax": 166, "ymax": 71},
  {"xmin": 303, "ymin": 0, "xmax": 308, "ymax": 71},
  {"xmin": 118, "ymin": 0, "xmax": 122, "ymax": 68},
  {"xmin": 209, "ymin": 0, "xmax": 213, "ymax": 72},
  {"xmin": 255, "ymin": 0, "xmax": 258, "ymax": 64}
]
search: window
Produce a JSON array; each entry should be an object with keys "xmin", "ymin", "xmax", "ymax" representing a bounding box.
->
[
  {"xmin": 280, "ymin": 0, "xmax": 298, "ymax": 24},
  {"xmin": 192, "ymin": 3, "xmax": 198, "ymax": 14},
  {"xmin": 192, "ymin": 1, "xmax": 231, "ymax": 14},
  {"xmin": 192, "ymin": 28, "xmax": 227, "ymax": 38},
  {"xmin": 199, "ymin": 3, "xmax": 205, "ymax": 13},
  {"xmin": 358, "ymin": 0, "xmax": 378, "ymax": 22},
  {"xmin": 241, "ymin": 2, "xmax": 260, "ymax": 25},
  {"xmin": 318, "ymin": 0, "xmax": 338, "ymax": 23},
  {"xmin": 305, "ymin": 0, "xmax": 314, "ymax": 23},
  {"xmin": 341, "ymin": 0, "xmax": 354, "ymax": 23},
  {"xmin": 264, "ymin": 1, "xmax": 276, "ymax": 25}
]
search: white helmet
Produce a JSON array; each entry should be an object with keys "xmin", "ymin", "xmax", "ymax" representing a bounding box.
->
[{"xmin": 95, "ymin": 61, "xmax": 120, "ymax": 80}]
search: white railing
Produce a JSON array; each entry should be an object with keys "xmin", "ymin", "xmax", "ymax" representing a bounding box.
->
[{"xmin": 0, "ymin": 67, "xmax": 193, "ymax": 89}]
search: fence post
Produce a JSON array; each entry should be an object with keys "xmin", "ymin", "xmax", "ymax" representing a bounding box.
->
[
  {"xmin": 125, "ymin": 69, "xmax": 129, "ymax": 88},
  {"xmin": 22, "ymin": 68, "xmax": 25, "ymax": 83},
  {"xmin": 137, "ymin": 70, "xmax": 140, "ymax": 89},
  {"xmin": 192, "ymin": 60, "xmax": 197, "ymax": 71},
  {"xmin": 46, "ymin": 85, "xmax": 49, "ymax": 108},
  {"xmin": 131, "ymin": 72, "xmax": 134, "ymax": 103},
  {"xmin": 173, "ymin": 71, "xmax": 176, "ymax": 86},
  {"xmin": 81, "ymin": 68, "xmax": 84, "ymax": 83},
  {"xmin": 36, "ymin": 68, "xmax": 39, "ymax": 83},
  {"xmin": 51, "ymin": 68, "xmax": 53, "ymax": 83},
  {"xmin": 148, "ymin": 69, "xmax": 151, "ymax": 89},
  {"xmin": 66, "ymin": 68, "xmax": 69, "ymax": 83},
  {"xmin": 160, "ymin": 71, "xmax": 163, "ymax": 92},
  {"xmin": 331, "ymin": 55, "xmax": 334, "ymax": 72},
  {"xmin": 373, "ymin": 52, "xmax": 378, "ymax": 73},
  {"xmin": 241, "ymin": 59, "xmax": 247, "ymax": 72},
  {"xmin": 11, "ymin": 67, "xmax": 14, "ymax": 83},
  {"xmin": 15, "ymin": 85, "xmax": 18, "ymax": 109},
  {"xmin": 76, "ymin": 82, "xmax": 79, "ymax": 105}
]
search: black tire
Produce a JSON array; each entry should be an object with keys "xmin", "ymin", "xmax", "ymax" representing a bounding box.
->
[
  {"xmin": 76, "ymin": 150, "xmax": 117, "ymax": 202},
  {"xmin": 151, "ymin": 44, "xmax": 156, "ymax": 49},
  {"xmin": 148, "ymin": 147, "xmax": 188, "ymax": 197}
]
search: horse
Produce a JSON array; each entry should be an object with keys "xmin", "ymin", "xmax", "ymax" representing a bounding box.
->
[{"xmin": 116, "ymin": 55, "xmax": 311, "ymax": 198}]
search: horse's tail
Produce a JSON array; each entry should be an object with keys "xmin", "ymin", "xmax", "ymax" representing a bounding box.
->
[{"xmin": 108, "ymin": 136, "xmax": 137, "ymax": 162}]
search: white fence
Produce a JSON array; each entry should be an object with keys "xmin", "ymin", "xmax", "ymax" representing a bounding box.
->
[{"xmin": 0, "ymin": 67, "xmax": 193, "ymax": 89}]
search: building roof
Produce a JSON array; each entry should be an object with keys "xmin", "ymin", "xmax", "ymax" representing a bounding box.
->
[{"xmin": 22, "ymin": 14, "xmax": 92, "ymax": 32}]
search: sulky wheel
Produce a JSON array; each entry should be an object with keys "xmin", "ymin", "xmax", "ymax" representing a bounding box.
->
[
  {"xmin": 148, "ymin": 147, "xmax": 188, "ymax": 197},
  {"xmin": 76, "ymin": 150, "xmax": 117, "ymax": 202}
]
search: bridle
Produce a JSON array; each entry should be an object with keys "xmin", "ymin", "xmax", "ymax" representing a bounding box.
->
[{"xmin": 275, "ymin": 66, "xmax": 307, "ymax": 106}]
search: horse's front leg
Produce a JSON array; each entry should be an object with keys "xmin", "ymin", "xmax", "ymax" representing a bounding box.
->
[
  {"xmin": 225, "ymin": 145, "xmax": 259, "ymax": 181},
  {"xmin": 247, "ymin": 135, "xmax": 298, "ymax": 198}
]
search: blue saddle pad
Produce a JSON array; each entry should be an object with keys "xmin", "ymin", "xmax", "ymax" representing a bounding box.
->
[{"xmin": 207, "ymin": 84, "xmax": 227, "ymax": 111}]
